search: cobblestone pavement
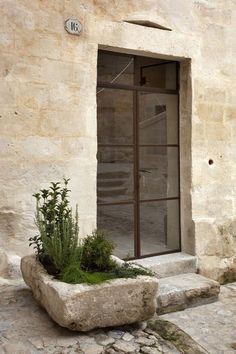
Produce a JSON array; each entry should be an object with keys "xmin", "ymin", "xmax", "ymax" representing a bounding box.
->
[
  {"xmin": 162, "ymin": 282, "xmax": 236, "ymax": 354},
  {"xmin": 0, "ymin": 278, "xmax": 179, "ymax": 354}
]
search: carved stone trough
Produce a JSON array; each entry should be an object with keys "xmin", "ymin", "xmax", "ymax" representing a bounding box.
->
[{"xmin": 21, "ymin": 255, "xmax": 158, "ymax": 331}]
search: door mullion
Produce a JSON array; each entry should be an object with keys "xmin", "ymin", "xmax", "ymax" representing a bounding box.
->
[{"xmin": 134, "ymin": 56, "xmax": 140, "ymax": 258}]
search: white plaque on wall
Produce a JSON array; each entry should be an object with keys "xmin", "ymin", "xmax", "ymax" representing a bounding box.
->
[{"xmin": 65, "ymin": 19, "xmax": 82, "ymax": 35}]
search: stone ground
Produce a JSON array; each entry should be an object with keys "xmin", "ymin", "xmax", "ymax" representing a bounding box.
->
[
  {"xmin": 0, "ymin": 278, "xmax": 179, "ymax": 354},
  {"xmin": 162, "ymin": 283, "xmax": 236, "ymax": 354},
  {"xmin": 0, "ymin": 278, "xmax": 235, "ymax": 354}
]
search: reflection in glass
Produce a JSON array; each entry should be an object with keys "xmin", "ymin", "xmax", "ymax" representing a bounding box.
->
[
  {"xmin": 139, "ymin": 147, "xmax": 179, "ymax": 200},
  {"xmin": 97, "ymin": 52, "xmax": 134, "ymax": 85},
  {"xmin": 97, "ymin": 204, "xmax": 134, "ymax": 259},
  {"xmin": 97, "ymin": 147, "xmax": 133, "ymax": 203},
  {"xmin": 97, "ymin": 89, "xmax": 133, "ymax": 145},
  {"xmin": 97, "ymin": 51, "xmax": 180, "ymax": 259},
  {"xmin": 140, "ymin": 200, "xmax": 180, "ymax": 256},
  {"xmin": 140, "ymin": 62, "xmax": 177, "ymax": 90},
  {"xmin": 139, "ymin": 92, "xmax": 178, "ymax": 145}
]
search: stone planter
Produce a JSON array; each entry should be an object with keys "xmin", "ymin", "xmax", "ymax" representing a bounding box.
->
[{"xmin": 21, "ymin": 255, "xmax": 158, "ymax": 331}]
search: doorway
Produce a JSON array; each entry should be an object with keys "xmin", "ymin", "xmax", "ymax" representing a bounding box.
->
[{"xmin": 97, "ymin": 50, "xmax": 180, "ymax": 259}]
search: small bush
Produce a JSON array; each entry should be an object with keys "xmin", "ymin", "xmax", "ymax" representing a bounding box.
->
[
  {"xmin": 30, "ymin": 178, "xmax": 80, "ymax": 273},
  {"xmin": 80, "ymin": 230, "xmax": 115, "ymax": 272},
  {"xmin": 29, "ymin": 179, "xmax": 154, "ymax": 284}
]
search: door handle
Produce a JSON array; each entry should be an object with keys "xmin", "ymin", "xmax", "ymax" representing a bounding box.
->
[{"xmin": 139, "ymin": 169, "xmax": 151, "ymax": 174}]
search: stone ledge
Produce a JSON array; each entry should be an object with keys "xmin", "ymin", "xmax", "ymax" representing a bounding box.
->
[
  {"xmin": 157, "ymin": 273, "xmax": 220, "ymax": 314},
  {"xmin": 129, "ymin": 252, "xmax": 197, "ymax": 278},
  {"xmin": 21, "ymin": 255, "xmax": 158, "ymax": 331}
]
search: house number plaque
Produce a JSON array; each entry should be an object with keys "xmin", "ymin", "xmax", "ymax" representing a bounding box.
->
[{"xmin": 64, "ymin": 19, "xmax": 82, "ymax": 35}]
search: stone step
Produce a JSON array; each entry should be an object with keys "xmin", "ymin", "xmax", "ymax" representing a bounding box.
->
[
  {"xmin": 129, "ymin": 252, "xmax": 197, "ymax": 278},
  {"xmin": 157, "ymin": 273, "xmax": 220, "ymax": 314}
]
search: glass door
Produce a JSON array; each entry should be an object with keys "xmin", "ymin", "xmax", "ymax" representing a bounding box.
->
[
  {"xmin": 138, "ymin": 92, "xmax": 180, "ymax": 256},
  {"xmin": 97, "ymin": 50, "xmax": 180, "ymax": 259}
]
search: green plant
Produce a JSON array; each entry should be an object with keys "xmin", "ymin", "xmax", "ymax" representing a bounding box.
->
[
  {"xmin": 59, "ymin": 260, "xmax": 154, "ymax": 285},
  {"xmin": 80, "ymin": 230, "xmax": 115, "ymax": 271},
  {"xmin": 110, "ymin": 262, "xmax": 154, "ymax": 278},
  {"xmin": 59, "ymin": 263, "xmax": 115, "ymax": 284},
  {"xmin": 29, "ymin": 178, "xmax": 80, "ymax": 273}
]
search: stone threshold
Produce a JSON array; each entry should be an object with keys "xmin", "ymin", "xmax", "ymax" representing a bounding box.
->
[{"xmin": 129, "ymin": 252, "xmax": 197, "ymax": 278}]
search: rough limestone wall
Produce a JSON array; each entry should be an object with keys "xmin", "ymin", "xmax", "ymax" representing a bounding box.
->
[
  {"xmin": 189, "ymin": 1, "xmax": 236, "ymax": 283},
  {"xmin": 0, "ymin": 0, "xmax": 98, "ymax": 276},
  {"xmin": 0, "ymin": 0, "xmax": 235, "ymax": 282}
]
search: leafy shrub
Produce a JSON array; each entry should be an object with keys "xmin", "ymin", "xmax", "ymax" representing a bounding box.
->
[
  {"xmin": 29, "ymin": 179, "xmax": 154, "ymax": 284},
  {"xmin": 29, "ymin": 178, "xmax": 80, "ymax": 273},
  {"xmin": 80, "ymin": 230, "xmax": 115, "ymax": 271}
]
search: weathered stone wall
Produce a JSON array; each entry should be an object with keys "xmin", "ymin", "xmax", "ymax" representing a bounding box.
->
[{"xmin": 0, "ymin": 0, "xmax": 235, "ymax": 282}]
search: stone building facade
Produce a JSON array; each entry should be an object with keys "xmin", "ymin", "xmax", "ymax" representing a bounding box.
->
[{"xmin": 0, "ymin": 0, "xmax": 235, "ymax": 283}]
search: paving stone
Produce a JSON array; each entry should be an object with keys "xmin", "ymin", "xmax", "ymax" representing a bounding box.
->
[
  {"xmin": 79, "ymin": 342, "xmax": 104, "ymax": 354},
  {"xmin": 43, "ymin": 336, "xmax": 58, "ymax": 347},
  {"xmin": 113, "ymin": 339, "xmax": 139, "ymax": 353},
  {"xmin": 3, "ymin": 342, "xmax": 34, "ymax": 354},
  {"xmin": 56, "ymin": 336, "xmax": 79, "ymax": 347},
  {"xmin": 140, "ymin": 347, "xmax": 162, "ymax": 354},
  {"xmin": 122, "ymin": 332, "xmax": 134, "ymax": 341},
  {"xmin": 95, "ymin": 333, "xmax": 115, "ymax": 346},
  {"xmin": 133, "ymin": 330, "xmax": 149, "ymax": 338},
  {"xmin": 135, "ymin": 337, "xmax": 156, "ymax": 346},
  {"xmin": 148, "ymin": 335, "xmax": 158, "ymax": 341},
  {"xmin": 108, "ymin": 330, "xmax": 125, "ymax": 339},
  {"xmin": 162, "ymin": 346, "xmax": 180, "ymax": 354},
  {"xmin": 104, "ymin": 348, "xmax": 117, "ymax": 354},
  {"xmin": 28, "ymin": 336, "xmax": 44, "ymax": 349}
]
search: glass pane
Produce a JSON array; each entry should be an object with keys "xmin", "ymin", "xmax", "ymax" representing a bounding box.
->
[
  {"xmin": 97, "ymin": 147, "xmax": 133, "ymax": 203},
  {"xmin": 140, "ymin": 199, "xmax": 180, "ymax": 256},
  {"xmin": 97, "ymin": 204, "xmax": 134, "ymax": 259},
  {"xmin": 97, "ymin": 89, "xmax": 133, "ymax": 145},
  {"xmin": 139, "ymin": 147, "xmax": 179, "ymax": 200},
  {"xmin": 97, "ymin": 51, "xmax": 134, "ymax": 85},
  {"xmin": 139, "ymin": 92, "xmax": 178, "ymax": 145},
  {"xmin": 141, "ymin": 62, "xmax": 177, "ymax": 90}
]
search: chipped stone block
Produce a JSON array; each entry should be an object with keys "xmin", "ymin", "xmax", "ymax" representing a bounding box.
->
[
  {"xmin": 199, "ymin": 255, "xmax": 236, "ymax": 284},
  {"xmin": 21, "ymin": 255, "xmax": 158, "ymax": 331},
  {"xmin": 157, "ymin": 273, "xmax": 220, "ymax": 314}
]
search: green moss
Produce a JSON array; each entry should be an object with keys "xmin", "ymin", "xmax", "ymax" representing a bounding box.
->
[{"xmin": 148, "ymin": 319, "xmax": 207, "ymax": 354}]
